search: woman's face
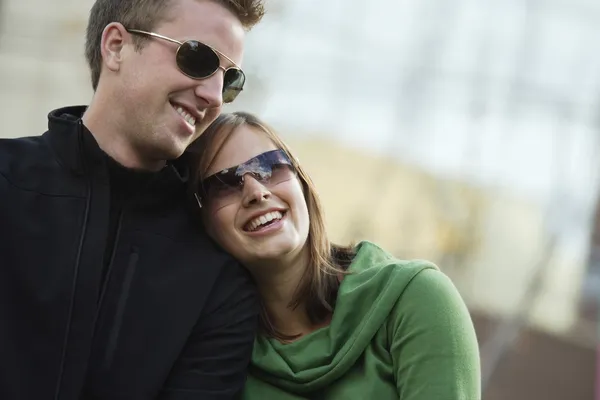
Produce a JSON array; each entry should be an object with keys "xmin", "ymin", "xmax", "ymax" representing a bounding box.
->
[{"xmin": 201, "ymin": 124, "xmax": 310, "ymax": 269}]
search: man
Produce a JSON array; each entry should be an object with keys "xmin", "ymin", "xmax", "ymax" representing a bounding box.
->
[{"xmin": 0, "ymin": 0, "xmax": 264, "ymax": 398}]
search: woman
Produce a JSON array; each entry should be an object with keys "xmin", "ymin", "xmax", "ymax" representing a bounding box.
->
[{"xmin": 190, "ymin": 112, "xmax": 481, "ymax": 399}]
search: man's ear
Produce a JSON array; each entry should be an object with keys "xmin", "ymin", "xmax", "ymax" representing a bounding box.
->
[{"xmin": 100, "ymin": 22, "xmax": 128, "ymax": 73}]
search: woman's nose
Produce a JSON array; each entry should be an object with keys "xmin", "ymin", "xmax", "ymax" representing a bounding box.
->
[{"xmin": 242, "ymin": 176, "xmax": 271, "ymax": 207}]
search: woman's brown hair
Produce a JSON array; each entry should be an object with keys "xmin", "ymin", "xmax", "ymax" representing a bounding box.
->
[{"xmin": 189, "ymin": 111, "xmax": 355, "ymax": 340}]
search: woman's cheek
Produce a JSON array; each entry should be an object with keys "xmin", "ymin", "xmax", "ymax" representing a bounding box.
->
[
  {"xmin": 214, "ymin": 210, "xmax": 237, "ymax": 241},
  {"xmin": 203, "ymin": 209, "xmax": 226, "ymax": 239}
]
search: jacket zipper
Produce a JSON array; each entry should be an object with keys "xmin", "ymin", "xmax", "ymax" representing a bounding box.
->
[
  {"xmin": 96, "ymin": 211, "xmax": 124, "ymax": 307},
  {"xmin": 54, "ymin": 120, "xmax": 91, "ymax": 400},
  {"xmin": 103, "ymin": 246, "xmax": 139, "ymax": 369}
]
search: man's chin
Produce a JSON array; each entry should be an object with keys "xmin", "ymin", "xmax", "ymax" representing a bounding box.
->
[
  {"xmin": 147, "ymin": 140, "xmax": 188, "ymax": 165},
  {"xmin": 163, "ymin": 146, "xmax": 187, "ymax": 162}
]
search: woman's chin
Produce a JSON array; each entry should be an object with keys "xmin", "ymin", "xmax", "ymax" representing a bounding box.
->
[{"xmin": 241, "ymin": 241, "xmax": 304, "ymax": 268}]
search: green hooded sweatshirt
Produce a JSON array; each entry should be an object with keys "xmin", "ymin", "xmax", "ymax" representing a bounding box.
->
[{"xmin": 242, "ymin": 242, "xmax": 481, "ymax": 400}]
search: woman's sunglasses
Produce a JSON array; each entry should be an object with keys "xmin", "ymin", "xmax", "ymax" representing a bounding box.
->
[
  {"xmin": 126, "ymin": 29, "xmax": 245, "ymax": 103},
  {"xmin": 196, "ymin": 149, "xmax": 296, "ymax": 208}
]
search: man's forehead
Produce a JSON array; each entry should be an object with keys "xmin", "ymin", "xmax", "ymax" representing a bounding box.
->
[{"xmin": 165, "ymin": 0, "xmax": 245, "ymax": 64}]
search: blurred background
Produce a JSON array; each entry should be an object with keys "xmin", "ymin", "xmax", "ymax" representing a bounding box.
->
[{"xmin": 1, "ymin": 0, "xmax": 598, "ymax": 398}]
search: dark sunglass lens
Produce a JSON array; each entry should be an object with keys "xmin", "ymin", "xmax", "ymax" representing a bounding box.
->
[
  {"xmin": 205, "ymin": 177, "xmax": 239, "ymax": 199},
  {"xmin": 268, "ymin": 164, "xmax": 295, "ymax": 185},
  {"xmin": 176, "ymin": 41, "xmax": 220, "ymax": 78},
  {"xmin": 222, "ymin": 69, "xmax": 245, "ymax": 103}
]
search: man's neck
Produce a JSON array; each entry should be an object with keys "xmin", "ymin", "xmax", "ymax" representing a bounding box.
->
[{"xmin": 82, "ymin": 102, "xmax": 166, "ymax": 172}]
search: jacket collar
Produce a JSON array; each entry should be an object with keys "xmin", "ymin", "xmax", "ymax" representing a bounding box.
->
[
  {"xmin": 43, "ymin": 105, "xmax": 191, "ymax": 205},
  {"xmin": 45, "ymin": 105, "xmax": 104, "ymax": 176}
]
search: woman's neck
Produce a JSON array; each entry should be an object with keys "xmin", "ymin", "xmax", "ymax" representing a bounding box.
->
[{"xmin": 251, "ymin": 247, "xmax": 323, "ymax": 339}]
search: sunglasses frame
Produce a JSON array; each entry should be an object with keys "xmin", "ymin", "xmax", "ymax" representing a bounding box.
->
[
  {"xmin": 126, "ymin": 28, "xmax": 245, "ymax": 103},
  {"xmin": 195, "ymin": 149, "xmax": 295, "ymax": 209}
]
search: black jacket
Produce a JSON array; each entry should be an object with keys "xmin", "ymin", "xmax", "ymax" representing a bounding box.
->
[{"xmin": 0, "ymin": 106, "xmax": 259, "ymax": 400}]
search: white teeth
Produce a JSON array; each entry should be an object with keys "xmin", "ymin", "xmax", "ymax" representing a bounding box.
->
[
  {"xmin": 174, "ymin": 105, "xmax": 196, "ymax": 127},
  {"xmin": 246, "ymin": 211, "xmax": 284, "ymax": 232}
]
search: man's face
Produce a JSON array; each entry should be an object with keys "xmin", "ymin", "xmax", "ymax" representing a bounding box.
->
[{"xmin": 108, "ymin": 0, "xmax": 245, "ymax": 165}]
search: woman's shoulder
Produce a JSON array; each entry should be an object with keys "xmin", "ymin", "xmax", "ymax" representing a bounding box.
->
[
  {"xmin": 336, "ymin": 242, "xmax": 447, "ymax": 318},
  {"xmin": 349, "ymin": 240, "xmax": 439, "ymax": 277},
  {"xmin": 378, "ymin": 256, "xmax": 472, "ymax": 336},
  {"xmin": 348, "ymin": 241, "xmax": 465, "ymax": 313}
]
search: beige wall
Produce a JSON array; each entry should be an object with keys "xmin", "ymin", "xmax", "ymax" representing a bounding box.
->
[{"xmin": 0, "ymin": 0, "xmax": 93, "ymax": 138}]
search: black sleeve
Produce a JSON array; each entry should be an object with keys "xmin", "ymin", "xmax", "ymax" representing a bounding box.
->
[{"xmin": 158, "ymin": 258, "xmax": 259, "ymax": 400}]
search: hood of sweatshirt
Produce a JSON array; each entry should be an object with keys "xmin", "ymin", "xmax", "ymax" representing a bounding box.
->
[{"xmin": 250, "ymin": 241, "xmax": 437, "ymax": 393}]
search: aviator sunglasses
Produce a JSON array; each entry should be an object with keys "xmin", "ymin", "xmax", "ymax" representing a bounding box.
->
[
  {"xmin": 126, "ymin": 29, "xmax": 245, "ymax": 103},
  {"xmin": 196, "ymin": 149, "xmax": 296, "ymax": 208}
]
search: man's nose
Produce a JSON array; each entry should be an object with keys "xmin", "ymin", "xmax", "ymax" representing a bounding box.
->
[{"xmin": 194, "ymin": 70, "xmax": 224, "ymax": 108}]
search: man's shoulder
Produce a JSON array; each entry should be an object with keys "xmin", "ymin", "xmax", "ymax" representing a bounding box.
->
[
  {"xmin": 0, "ymin": 133, "xmax": 48, "ymax": 154},
  {"xmin": 0, "ymin": 131, "xmax": 73, "ymax": 194},
  {"xmin": 0, "ymin": 133, "xmax": 50, "ymax": 171}
]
